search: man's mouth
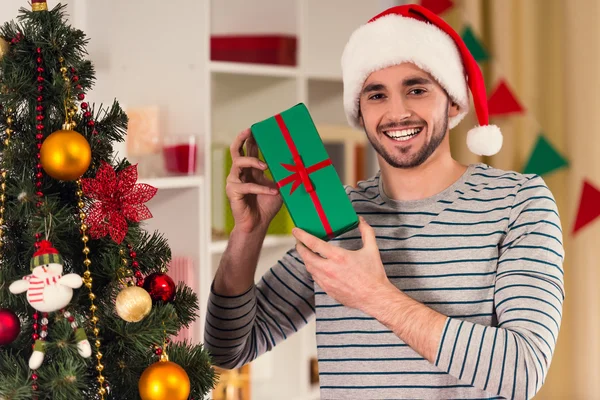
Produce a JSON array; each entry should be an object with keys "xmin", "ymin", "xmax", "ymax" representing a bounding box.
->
[{"xmin": 383, "ymin": 127, "xmax": 424, "ymax": 142}]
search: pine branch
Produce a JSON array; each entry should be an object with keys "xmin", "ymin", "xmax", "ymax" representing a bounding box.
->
[
  {"xmin": 169, "ymin": 341, "xmax": 218, "ymax": 400},
  {"xmin": 172, "ymin": 282, "xmax": 200, "ymax": 328},
  {"xmin": 0, "ymin": 352, "xmax": 32, "ymax": 400},
  {"xmin": 132, "ymin": 229, "xmax": 173, "ymax": 275},
  {"xmin": 36, "ymin": 355, "xmax": 89, "ymax": 400}
]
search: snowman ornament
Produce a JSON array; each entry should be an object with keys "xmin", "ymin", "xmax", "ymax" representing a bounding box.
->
[{"xmin": 9, "ymin": 240, "xmax": 92, "ymax": 370}]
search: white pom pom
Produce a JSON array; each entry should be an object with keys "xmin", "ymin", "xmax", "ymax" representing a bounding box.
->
[{"xmin": 466, "ymin": 125, "xmax": 503, "ymax": 156}]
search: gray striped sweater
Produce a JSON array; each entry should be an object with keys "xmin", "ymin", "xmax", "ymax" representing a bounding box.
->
[{"xmin": 205, "ymin": 163, "xmax": 565, "ymax": 399}]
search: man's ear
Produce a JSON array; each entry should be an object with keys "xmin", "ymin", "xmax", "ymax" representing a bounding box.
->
[{"xmin": 448, "ymin": 100, "xmax": 460, "ymax": 118}]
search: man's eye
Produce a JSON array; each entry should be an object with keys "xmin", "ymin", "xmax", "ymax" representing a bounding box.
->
[
  {"xmin": 369, "ymin": 93, "xmax": 384, "ymax": 100},
  {"xmin": 409, "ymin": 89, "xmax": 426, "ymax": 95}
]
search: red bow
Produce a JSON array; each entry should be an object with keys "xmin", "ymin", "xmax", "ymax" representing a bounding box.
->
[{"xmin": 278, "ymin": 158, "xmax": 332, "ymax": 195}]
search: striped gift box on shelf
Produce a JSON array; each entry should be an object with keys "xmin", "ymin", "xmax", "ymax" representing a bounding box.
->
[{"xmin": 168, "ymin": 256, "xmax": 197, "ymax": 343}]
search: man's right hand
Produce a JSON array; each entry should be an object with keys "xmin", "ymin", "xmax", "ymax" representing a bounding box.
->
[{"xmin": 226, "ymin": 128, "xmax": 283, "ymax": 235}]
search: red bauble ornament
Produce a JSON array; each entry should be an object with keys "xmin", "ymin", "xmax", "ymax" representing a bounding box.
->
[
  {"xmin": 0, "ymin": 309, "xmax": 21, "ymax": 345},
  {"xmin": 143, "ymin": 273, "xmax": 176, "ymax": 303}
]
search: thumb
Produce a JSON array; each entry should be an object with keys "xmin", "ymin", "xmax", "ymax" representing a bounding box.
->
[{"xmin": 358, "ymin": 216, "xmax": 377, "ymax": 250}]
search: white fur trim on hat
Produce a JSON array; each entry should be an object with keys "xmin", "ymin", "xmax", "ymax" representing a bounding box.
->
[
  {"xmin": 466, "ymin": 125, "xmax": 503, "ymax": 156},
  {"xmin": 341, "ymin": 13, "xmax": 469, "ymax": 130}
]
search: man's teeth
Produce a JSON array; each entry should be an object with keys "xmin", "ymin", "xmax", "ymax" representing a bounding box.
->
[{"xmin": 385, "ymin": 128, "xmax": 422, "ymax": 141}]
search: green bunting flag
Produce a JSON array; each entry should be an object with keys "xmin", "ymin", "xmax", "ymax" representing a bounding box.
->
[
  {"xmin": 522, "ymin": 134, "xmax": 569, "ymax": 176},
  {"xmin": 461, "ymin": 26, "xmax": 489, "ymax": 62}
]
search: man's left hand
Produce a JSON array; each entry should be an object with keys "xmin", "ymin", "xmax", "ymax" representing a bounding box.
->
[{"xmin": 292, "ymin": 216, "xmax": 394, "ymax": 313}]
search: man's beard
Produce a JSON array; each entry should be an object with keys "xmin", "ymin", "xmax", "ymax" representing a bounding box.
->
[{"xmin": 365, "ymin": 107, "xmax": 449, "ymax": 169}]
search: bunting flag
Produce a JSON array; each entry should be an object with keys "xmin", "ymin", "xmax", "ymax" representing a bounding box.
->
[
  {"xmin": 438, "ymin": 1, "xmax": 600, "ymax": 235},
  {"xmin": 488, "ymin": 80, "xmax": 525, "ymax": 116},
  {"xmin": 419, "ymin": 0, "xmax": 454, "ymax": 15},
  {"xmin": 572, "ymin": 179, "xmax": 600, "ymax": 234},
  {"xmin": 461, "ymin": 26, "xmax": 489, "ymax": 62},
  {"xmin": 522, "ymin": 134, "xmax": 569, "ymax": 176}
]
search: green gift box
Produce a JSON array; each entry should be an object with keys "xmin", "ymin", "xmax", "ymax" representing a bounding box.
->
[{"xmin": 250, "ymin": 103, "xmax": 359, "ymax": 240}]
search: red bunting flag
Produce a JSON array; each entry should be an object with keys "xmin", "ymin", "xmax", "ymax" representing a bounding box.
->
[
  {"xmin": 419, "ymin": 0, "xmax": 454, "ymax": 15},
  {"xmin": 572, "ymin": 179, "xmax": 600, "ymax": 235},
  {"xmin": 488, "ymin": 80, "xmax": 525, "ymax": 117}
]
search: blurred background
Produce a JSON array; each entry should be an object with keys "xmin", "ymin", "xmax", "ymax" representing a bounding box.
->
[{"xmin": 0, "ymin": 0, "xmax": 594, "ymax": 398}]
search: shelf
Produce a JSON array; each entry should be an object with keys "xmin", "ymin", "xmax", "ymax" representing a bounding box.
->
[
  {"xmin": 306, "ymin": 72, "xmax": 342, "ymax": 82},
  {"xmin": 139, "ymin": 175, "xmax": 204, "ymax": 190},
  {"xmin": 210, "ymin": 61, "xmax": 298, "ymax": 78},
  {"xmin": 210, "ymin": 234, "xmax": 296, "ymax": 254}
]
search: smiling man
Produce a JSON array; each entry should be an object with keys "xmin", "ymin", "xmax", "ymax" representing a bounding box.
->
[{"xmin": 206, "ymin": 4, "xmax": 564, "ymax": 400}]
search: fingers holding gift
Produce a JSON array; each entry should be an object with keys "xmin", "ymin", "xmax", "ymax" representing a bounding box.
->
[
  {"xmin": 295, "ymin": 240, "xmax": 326, "ymax": 271},
  {"xmin": 245, "ymin": 133, "xmax": 259, "ymax": 158},
  {"xmin": 227, "ymin": 182, "xmax": 278, "ymax": 199},
  {"xmin": 292, "ymin": 227, "xmax": 342, "ymax": 260},
  {"xmin": 227, "ymin": 155, "xmax": 268, "ymax": 185},
  {"xmin": 230, "ymin": 128, "xmax": 252, "ymax": 159},
  {"xmin": 358, "ymin": 216, "xmax": 377, "ymax": 251}
]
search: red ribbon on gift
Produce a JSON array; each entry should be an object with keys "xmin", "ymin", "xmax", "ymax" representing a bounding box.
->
[{"xmin": 274, "ymin": 114, "xmax": 334, "ymax": 238}]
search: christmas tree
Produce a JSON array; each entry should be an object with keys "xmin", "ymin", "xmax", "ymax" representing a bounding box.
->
[{"xmin": 0, "ymin": 1, "xmax": 216, "ymax": 399}]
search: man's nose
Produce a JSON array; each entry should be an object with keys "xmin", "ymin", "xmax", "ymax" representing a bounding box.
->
[{"xmin": 386, "ymin": 95, "xmax": 411, "ymax": 121}]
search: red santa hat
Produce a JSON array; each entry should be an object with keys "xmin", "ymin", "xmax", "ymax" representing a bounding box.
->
[
  {"xmin": 30, "ymin": 240, "xmax": 63, "ymax": 270},
  {"xmin": 341, "ymin": 3, "xmax": 502, "ymax": 156}
]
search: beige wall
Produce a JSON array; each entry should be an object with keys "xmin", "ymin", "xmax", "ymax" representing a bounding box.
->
[{"xmin": 447, "ymin": 0, "xmax": 600, "ymax": 398}]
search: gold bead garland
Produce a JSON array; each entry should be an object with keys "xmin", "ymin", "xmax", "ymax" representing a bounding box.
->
[
  {"xmin": 76, "ymin": 179, "xmax": 106, "ymax": 398},
  {"xmin": 0, "ymin": 107, "xmax": 12, "ymax": 250},
  {"xmin": 119, "ymin": 247, "xmax": 132, "ymax": 286}
]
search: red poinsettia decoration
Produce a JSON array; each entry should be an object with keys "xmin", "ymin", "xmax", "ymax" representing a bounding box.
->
[{"xmin": 81, "ymin": 161, "xmax": 158, "ymax": 244}]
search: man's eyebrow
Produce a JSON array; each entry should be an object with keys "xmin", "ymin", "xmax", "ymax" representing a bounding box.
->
[
  {"xmin": 403, "ymin": 76, "xmax": 433, "ymax": 87},
  {"xmin": 361, "ymin": 83, "xmax": 386, "ymax": 95},
  {"xmin": 361, "ymin": 77, "xmax": 433, "ymax": 95}
]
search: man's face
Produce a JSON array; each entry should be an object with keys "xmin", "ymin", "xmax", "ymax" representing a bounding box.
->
[{"xmin": 358, "ymin": 63, "xmax": 460, "ymax": 169}]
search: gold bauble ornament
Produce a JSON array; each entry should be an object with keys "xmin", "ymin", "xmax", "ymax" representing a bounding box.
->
[
  {"xmin": 115, "ymin": 286, "xmax": 152, "ymax": 323},
  {"xmin": 139, "ymin": 359, "xmax": 190, "ymax": 400},
  {"xmin": 40, "ymin": 129, "xmax": 91, "ymax": 181},
  {"xmin": 0, "ymin": 38, "xmax": 9, "ymax": 61}
]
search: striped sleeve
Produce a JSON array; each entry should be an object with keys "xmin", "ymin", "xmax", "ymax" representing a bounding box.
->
[
  {"xmin": 204, "ymin": 248, "xmax": 315, "ymax": 369},
  {"xmin": 434, "ymin": 175, "xmax": 564, "ymax": 400}
]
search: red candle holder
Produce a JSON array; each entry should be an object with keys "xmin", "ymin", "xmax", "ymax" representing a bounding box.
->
[{"xmin": 162, "ymin": 135, "xmax": 198, "ymax": 175}]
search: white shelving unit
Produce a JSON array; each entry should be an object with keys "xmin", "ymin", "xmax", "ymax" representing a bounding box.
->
[
  {"xmin": 209, "ymin": 234, "xmax": 296, "ymax": 255},
  {"xmin": 2, "ymin": 0, "xmax": 400, "ymax": 398},
  {"xmin": 139, "ymin": 176, "xmax": 204, "ymax": 190},
  {"xmin": 210, "ymin": 61, "xmax": 299, "ymax": 78}
]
